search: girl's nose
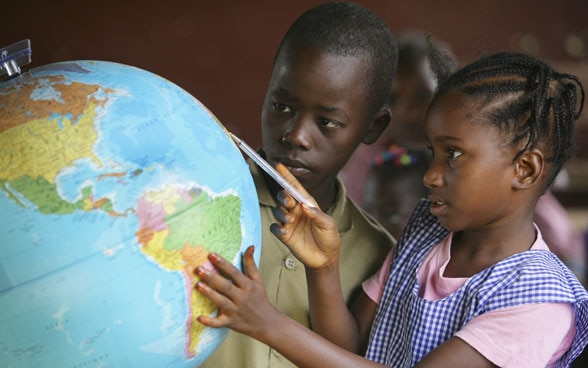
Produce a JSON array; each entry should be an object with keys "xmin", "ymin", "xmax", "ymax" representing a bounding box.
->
[{"xmin": 423, "ymin": 159, "xmax": 443, "ymax": 189}]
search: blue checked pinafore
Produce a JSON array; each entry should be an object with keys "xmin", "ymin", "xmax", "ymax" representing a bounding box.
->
[{"xmin": 365, "ymin": 200, "xmax": 588, "ymax": 367}]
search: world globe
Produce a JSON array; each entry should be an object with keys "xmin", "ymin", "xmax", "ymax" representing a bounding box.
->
[{"xmin": 0, "ymin": 60, "xmax": 261, "ymax": 367}]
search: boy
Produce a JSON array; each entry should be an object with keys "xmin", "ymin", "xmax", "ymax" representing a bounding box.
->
[{"xmin": 201, "ymin": 3, "xmax": 398, "ymax": 367}]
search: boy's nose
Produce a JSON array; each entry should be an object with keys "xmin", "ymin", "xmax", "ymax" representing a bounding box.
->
[{"xmin": 282, "ymin": 116, "xmax": 312, "ymax": 150}]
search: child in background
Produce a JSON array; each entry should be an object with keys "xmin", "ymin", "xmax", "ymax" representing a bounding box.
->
[
  {"xmin": 200, "ymin": 3, "xmax": 397, "ymax": 367},
  {"xmin": 196, "ymin": 51, "xmax": 588, "ymax": 367},
  {"xmin": 535, "ymin": 191, "xmax": 586, "ymax": 284},
  {"xmin": 362, "ymin": 145, "xmax": 429, "ymax": 239},
  {"xmin": 340, "ymin": 31, "xmax": 456, "ymax": 203}
]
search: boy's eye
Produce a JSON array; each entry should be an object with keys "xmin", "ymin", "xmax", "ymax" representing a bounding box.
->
[
  {"xmin": 448, "ymin": 147, "xmax": 462, "ymax": 159},
  {"xmin": 273, "ymin": 103, "xmax": 292, "ymax": 113},
  {"xmin": 318, "ymin": 117, "xmax": 342, "ymax": 129}
]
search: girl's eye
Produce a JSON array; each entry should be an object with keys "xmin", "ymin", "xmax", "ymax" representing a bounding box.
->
[
  {"xmin": 318, "ymin": 117, "xmax": 342, "ymax": 129},
  {"xmin": 448, "ymin": 147, "xmax": 462, "ymax": 159},
  {"xmin": 273, "ymin": 103, "xmax": 292, "ymax": 113}
]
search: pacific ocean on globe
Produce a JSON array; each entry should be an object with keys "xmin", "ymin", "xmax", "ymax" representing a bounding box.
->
[{"xmin": 0, "ymin": 60, "xmax": 261, "ymax": 367}]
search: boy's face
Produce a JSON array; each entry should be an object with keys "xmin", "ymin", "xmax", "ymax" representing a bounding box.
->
[
  {"xmin": 423, "ymin": 92, "xmax": 519, "ymax": 232},
  {"xmin": 261, "ymin": 45, "xmax": 381, "ymax": 198}
]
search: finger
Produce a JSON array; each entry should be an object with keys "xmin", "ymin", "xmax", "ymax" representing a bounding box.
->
[
  {"xmin": 242, "ymin": 245, "xmax": 263, "ymax": 284},
  {"xmin": 206, "ymin": 252, "xmax": 254, "ymax": 290},
  {"xmin": 194, "ymin": 283, "xmax": 233, "ymax": 328},
  {"xmin": 195, "ymin": 266, "xmax": 237, "ymax": 301},
  {"xmin": 302, "ymin": 205, "xmax": 337, "ymax": 232},
  {"xmin": 197, "ymin": 314, "xmax": 227, "ymax": 328},
  {"xmin": 272, "ymin": 204, "xmax": 293, "ymax": 224},
  {"xmin": 269, "ymin": 222, "xmax": 286, "ymax": 239},
  {"xmin": 194, "ymin": 279, "xmax": 235, "ymax": 316},
  {"xmin": 197, "ymin": 310, "xmax": 234, "ymax": 328},
  {"xmin": 274, "ymin": 205, "xmax": 337, "ymax": 244},
  {"xmin": 275, "ymin": 163, "xmax": 317, "ymax": 207},
  {"xmin": 276, "ymin": 189, "xmax": 296, "ymax": 209}
]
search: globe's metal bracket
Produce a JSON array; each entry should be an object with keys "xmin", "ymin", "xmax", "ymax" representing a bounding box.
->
[{"xmin": 0, "ymin": 39, "xmax": 32, "ymax": 78}]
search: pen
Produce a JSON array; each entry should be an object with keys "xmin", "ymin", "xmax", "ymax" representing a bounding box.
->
[{"xmin": 229, "ymin": 132, "xmax": 316, "ymax": 208}]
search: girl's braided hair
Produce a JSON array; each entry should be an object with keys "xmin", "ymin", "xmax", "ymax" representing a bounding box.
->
[{"xmin": 436, "ymin": 52, "xmax": 585, "ymax": 188}]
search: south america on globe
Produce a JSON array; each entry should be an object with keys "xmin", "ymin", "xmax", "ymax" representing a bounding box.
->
[{"xmin": 0, "ymin": 60, "xmax": 261, "ymax": 367}]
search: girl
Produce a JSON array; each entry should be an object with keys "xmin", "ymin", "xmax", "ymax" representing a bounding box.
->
[{"xmin": 195, "ymin": 52, "xmax": 588, "ymax": 367}]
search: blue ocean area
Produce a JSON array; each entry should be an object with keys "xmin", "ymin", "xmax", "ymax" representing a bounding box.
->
[{"xmin": 0, "ymin": 60, "xmax": 261, "ymax": 367}]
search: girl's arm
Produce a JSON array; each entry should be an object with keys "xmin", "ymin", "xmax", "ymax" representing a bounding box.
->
[
  {"xmin": 195, "ymin": 247, "xmax": 497, "ymax": 368},
  {"xmin": 270, "ymin": 163, "xmax": 369, "ymax": 352},
  {"xmin": 196, "ymin": 164, "xmax": 497, "ymax": 367},
  {"xmin": 195, "ymin": 246, "xmax": 386, "ymax": 368}
]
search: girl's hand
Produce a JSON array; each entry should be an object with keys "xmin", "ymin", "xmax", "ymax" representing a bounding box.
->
[
  {"xmin": 270, "ymin": 163, "xmax": 341, "ymax": 271},
  {"xmin": 195, "ymin": 246, "xmax": 278, "ymax": 339}
]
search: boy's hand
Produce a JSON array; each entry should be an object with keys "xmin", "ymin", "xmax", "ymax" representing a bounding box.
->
[
  {"xmin": 195, "ymin": 246, "xmax": 278, "ymax": 339},
  {"xmin": 270, "ymin": 163, "xmax": 341, "ymax": 271}
]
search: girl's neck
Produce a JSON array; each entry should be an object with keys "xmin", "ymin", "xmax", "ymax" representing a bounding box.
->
[{"xmin": 444, "ymin": 222, "xmax": 537, "ymax": 278}]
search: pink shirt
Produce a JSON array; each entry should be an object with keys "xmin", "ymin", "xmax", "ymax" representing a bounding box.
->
[{"xmin": 362, "ymin": 229, "xmax": 575, "ymax": 367}]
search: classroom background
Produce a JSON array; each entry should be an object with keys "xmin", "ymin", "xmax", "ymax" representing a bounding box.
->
[{"xmin": 2, "ymin": 0, "xmax": 587, "ymax": 242}]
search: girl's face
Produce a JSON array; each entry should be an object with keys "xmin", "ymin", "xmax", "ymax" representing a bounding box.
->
[{"xmin": 423, "ymin": 91, "xmax": 519, "ymax": 232}]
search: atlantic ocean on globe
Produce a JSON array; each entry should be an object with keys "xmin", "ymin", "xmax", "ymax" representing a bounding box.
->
[{"xmin": 0, "ymin": 60, "xmax": 261, "ymax": 367}]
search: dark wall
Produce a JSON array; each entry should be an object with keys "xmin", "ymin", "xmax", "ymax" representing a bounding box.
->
[{"xmin": 3, "ymin": 0, "xmax": 587, "ymax": 149}]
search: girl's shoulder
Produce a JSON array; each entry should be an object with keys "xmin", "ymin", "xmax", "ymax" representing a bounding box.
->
[{"xmin": 471, "ymin": 249, "xmax": 588, "ymax": 311}]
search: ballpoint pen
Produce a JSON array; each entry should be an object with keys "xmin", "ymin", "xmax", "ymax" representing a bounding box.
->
[{"xmin": 229, "ymin": 132, "xmax": 315, "ymax": 208}]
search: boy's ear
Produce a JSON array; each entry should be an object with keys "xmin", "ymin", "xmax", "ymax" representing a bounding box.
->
[
  {"xmin": 512, "ymin": 148, "xmax": 544, "ymax": 189},
  {"xmin": 361, "ymin": 108, "xmax": 391, "ymax": 145}
]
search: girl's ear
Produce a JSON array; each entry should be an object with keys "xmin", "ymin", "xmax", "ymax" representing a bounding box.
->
[
  {"xmin": 513, "ymin": 148, "xmax": 544, "ymax": 189},
  {"xmin": 361, "ymin": 108, "xmax": 391, "ymax": 145}
]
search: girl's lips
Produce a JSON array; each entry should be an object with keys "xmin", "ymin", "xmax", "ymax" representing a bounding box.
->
[{"xmin": 428, "ymin": 198, "xmax": 448, "ymax": 217}]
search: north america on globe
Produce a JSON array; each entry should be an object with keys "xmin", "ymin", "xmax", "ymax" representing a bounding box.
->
[{"xmin": 0, "ymin": 60, "xmax": 260, "ymax": 367}]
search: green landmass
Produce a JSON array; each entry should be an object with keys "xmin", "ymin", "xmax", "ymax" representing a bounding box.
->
[
  {"xmin": 164, "ymin": 188, "xmax": 242, "ymax": 260},
  {"xmin": 1, "ymin": 176, "xmax": 113, "ymax": 215}
]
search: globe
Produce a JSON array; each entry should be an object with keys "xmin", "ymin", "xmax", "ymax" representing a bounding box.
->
[{"xmin": 0, "ymin": 60, "xmax": 261, "ymax": 367}]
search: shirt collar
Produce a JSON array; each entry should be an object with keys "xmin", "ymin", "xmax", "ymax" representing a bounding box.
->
[{"xmin": 248, "ymin": 155, "xmax": 353, "ymax": 234}]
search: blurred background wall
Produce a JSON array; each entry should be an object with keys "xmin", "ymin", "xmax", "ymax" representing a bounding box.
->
[{"xmin": 2, "ymin": 0, "xmax": 587, "ymax": 208}]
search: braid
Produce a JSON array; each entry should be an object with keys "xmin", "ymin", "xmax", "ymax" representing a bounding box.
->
[{"xmin": 436, "ymin": 52, "xmax": 585, "ymax": 188}]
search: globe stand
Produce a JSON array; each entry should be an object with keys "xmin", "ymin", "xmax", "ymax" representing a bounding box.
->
[{"xmin": 0, "ymin": 38, "xmax": 32, "ymax": 80}]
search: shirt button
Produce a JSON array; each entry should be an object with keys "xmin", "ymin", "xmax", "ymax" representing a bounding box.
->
[{"xmin": 284, "ymin": 256, "xmax": 296, "ymax": 270}]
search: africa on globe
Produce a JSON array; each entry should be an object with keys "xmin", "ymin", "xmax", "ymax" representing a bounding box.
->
[{"xmin": 0, "ymin": 59, "xmax": 261, "ymax": 367}]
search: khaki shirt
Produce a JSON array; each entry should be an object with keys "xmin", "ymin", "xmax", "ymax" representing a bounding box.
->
[{"xmin": 201, "ymin": 159, "xmax": 395, "ymax": 368}]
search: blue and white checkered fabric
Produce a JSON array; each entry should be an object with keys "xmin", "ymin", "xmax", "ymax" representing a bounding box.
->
[{"xmin": 365, "ymin": 199, "xmax": 588, "ymax": 367}]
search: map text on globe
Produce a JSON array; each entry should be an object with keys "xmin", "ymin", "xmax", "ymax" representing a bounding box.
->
[{"xmin": 0, "ymin": 60, "xmax": 261, "ymax": 367}]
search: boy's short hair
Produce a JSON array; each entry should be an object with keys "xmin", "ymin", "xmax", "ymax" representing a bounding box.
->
[{"xmin": 274, "ymin": 2, "xmax": 398, "ymax": 114}]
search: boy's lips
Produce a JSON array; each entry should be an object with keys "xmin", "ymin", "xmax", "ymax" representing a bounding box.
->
[{"xmin": 275, "ymin": 157, "xmax": 311, "ymax": 176}]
